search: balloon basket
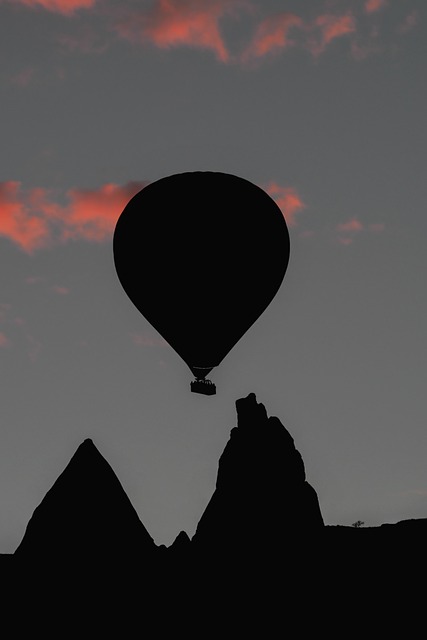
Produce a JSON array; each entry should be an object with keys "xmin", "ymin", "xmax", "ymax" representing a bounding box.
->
[{"xmin": 190, "ymin": 379, "xmax": 216, "ymax": 396}]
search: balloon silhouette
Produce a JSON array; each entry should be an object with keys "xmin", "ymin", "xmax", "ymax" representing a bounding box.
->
[{"xmin": 113, "ymin": 172, "xmax": 290, "ymax": 395}]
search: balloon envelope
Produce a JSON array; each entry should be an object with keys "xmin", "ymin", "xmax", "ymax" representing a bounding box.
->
[{"xmin": 113, "ymin": 172, "xmax": 290, "ymax": 384}]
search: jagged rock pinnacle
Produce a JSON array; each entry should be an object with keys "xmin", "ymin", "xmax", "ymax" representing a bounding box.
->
[{"xmin": 192, "ymin": 392, "xmax": 324, "ymax": 552}]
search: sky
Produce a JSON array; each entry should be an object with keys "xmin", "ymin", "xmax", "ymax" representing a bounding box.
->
[{"xmin": 0, "ymin": 0, "xmax": 426, "ymax": 553}]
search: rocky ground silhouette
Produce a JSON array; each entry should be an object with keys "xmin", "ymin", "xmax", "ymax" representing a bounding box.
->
[{"xmin": 2, "ymin": 392, "xmax": 424, "ymax": 630}]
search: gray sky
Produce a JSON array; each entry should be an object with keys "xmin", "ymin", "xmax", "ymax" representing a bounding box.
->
[{"xmin": 0, "ymin": 0, "xmax": 426, "ymax": 552}]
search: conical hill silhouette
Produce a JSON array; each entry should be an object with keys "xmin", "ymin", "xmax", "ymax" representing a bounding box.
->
[{"xmin": 15, "ymin": 438, "xmax": 155, "ymax": 562}]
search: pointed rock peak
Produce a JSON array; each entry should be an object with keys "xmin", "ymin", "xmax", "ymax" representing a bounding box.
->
[
  {"xmin": 75, "ymin": 437, "xmax": 99, "ymax": 453},
  {"xmin": 171, "ymin": 531, "xmax": 191, "ymax": 549},
  {"xmin": 15, "ymin": 438, "xmax": 155, "ymax": 557},
  {"xmin": 57, "ymin": 438, "xmax": 116, "ymax": 479},
  {"xmin": 236, "ymin": 392, "xmax": 268, "ymax": 431}
]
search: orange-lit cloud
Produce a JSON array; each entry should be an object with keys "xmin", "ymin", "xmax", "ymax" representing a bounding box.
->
[
  {"xmin": 15, "ymin": 0, "xmax": 96, "ymax": 14},
  {"xmin": 108, "ymin": 1, "xmax": 413, "ymax": 64},
  {"xmin": 0, "ymin": 180, "xmax": 146, "ymax": 252},
  {"xmin": 61, "ymin": 182, "xmax": 145, "ymax": 242},
  {"xmin": 336, "ymin": 218, "xmax": 363, "ymax": 245},
  {"xmin": 0, "ymin": 182, "xmax": 51, "ymax": 252},
  {"xmin": 265, "ymin": 183, "xmax": 305, "ymax": 227},
  {"xmin": 242, "ymin": 13, "xmax": 303, "ymax": 60},
  {"xmin": 115, "ymin": 0, "xmax": 245, "ymax": 62},
  {"xmin": 311, "ymin": 14, "xmax": 356, "ymax": 55},
  {"xmin": 337, "ymin": 219, "xmax": 363, "ymax": 233},
  {"xmin": 364, "ymin": 0, "xmax": 387, "ymax": 15},
  {"xmin": 336, "ymin": 218, "xmax": 385, "ymax": 245}
]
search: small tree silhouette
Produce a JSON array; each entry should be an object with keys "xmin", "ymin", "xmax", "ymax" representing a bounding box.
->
[{"xmin": 351, "ymin": 520, "xmax": 364, "ymax": 528}]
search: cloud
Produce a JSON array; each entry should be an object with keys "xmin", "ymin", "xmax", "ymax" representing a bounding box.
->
[
  {"xmin": 0, "ymin": 181, "xmax": 51, "ymax": 252},
  {"xmin": 114, "ymin": 0, "xmax": 246, "ymax": 62},
  {"xmin": 310, "ymin": 13, "xmax": 356, "ymax": 56},
  {"xmin": 11, "ymin": 68, "xmax": 36, "ymax": 88},
  {"xmin": 0, "ymin": 180, "xmax": 147, "ymax": 252},
  {"xmin": 336, "ymin": 218, "xmax": 385, "ymax": 245},
  {"xmin": 265, "ymin": 183, "xmax": 305, "ymax": 227},
  {"xmin": 25, "ymin": 276, "xmax": 45, "ymax": 285},
  {"xmin": 0, "ymin": 304, "xmax": 41, "ymax": 360},
  {"xmin": 364, "ymin": 0, "xmax": 388, "ymax": 15},
  {"xmin": 398, "ymin": 11, "xmax": 419, "ymax": 35},
  {"xmin": 57, "ymin": 28, "xmax": 108, "ymax": 54},
  {"xmin": 242, "ymin": 13, "xmax": 303, "ymax": 60},
  {"xmin": 52, "ymin": 285, "xmax": 70, "ymax": 295},
  {"xmin": 350, "ymin": 37, "xmax": 382, "ymax": 61},
  {"xmin": 336, "ymin": 218, "xmax": 363, "ymax": 245},
  {"xmin": 14, "ymin": 0, "xmax": 96, "ymax": 14},
  {"xmin": 61, "ymin": 182, "xmax": 146, "ymax": 242},
  {"xmin": 337, "ymin": 219, "xmax": 364, "ymax": 233},
  {"xmin": 0, "ymin": 332, "xmax": 11, "ymax": 348}
]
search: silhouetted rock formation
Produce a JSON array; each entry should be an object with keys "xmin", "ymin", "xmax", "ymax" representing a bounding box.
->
[
  {"xmin": 14, "ymin": 438, "xmax": 155, "ymax": 563},
  {"xmin": 192, "ymin": 392, "xmax": 324, "ymax": 558},
  {"xmin": 170, "ymin": 530, "xmax": 191, "ymax": 553},
  {"xmin": 6, "ymin": 395, "xmax": 425, "ymax": 628}
]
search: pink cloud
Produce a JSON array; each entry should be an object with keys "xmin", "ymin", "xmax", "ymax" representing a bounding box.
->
[
  {"xmin": 11, "ymin": 68, "xmax": 36, "ymax": 88},
  {"xmin": 52, "ymin": 285, "xmax": 70, "ymax": 295},
  {"xmin": 299, "ymin": 230, "xmax": 314, "ymax": 239},
  {"xmin": 336, "ymin": 218, "xmax": 363, "ymax": 246},
  {"xmin": 311, "ymin": 14, "xmax": 356, "ymax": 55},
  {"xmin": 337, "ymin": 219, "xmax": 363, "ymax": 233},
  {"xmin": 61, "ymin": 182, "xmax": 146, "ymax": 242},
  {"xmin": 265, "ymin": 183, "xmax": 305, "ymax": 227},
  {"xmin": 351, "ymin": 38, "xmax": 382, "ymax": 61},
  {"xmin": 0, "ymin": 182, "xmax": 51, "ymax": 252},
  {"xmin": 0, "ymin": 180, "xmax": 147, "ymax": 252},
  {"xmin": 242, "ymin": 13, "xmax": 303, "ymax": 60},
  {"xmin": 15, "ymin": 0, "xmax": 96, "ymax": 14},
  {"xmin": 337, "ymin": 236, "xmax": 354, "ymax": 246},
  {"xmin": 336, "ymin": 219, "xmax": 385, "ymax": 245},
  {"xmin": 115, "ymin": 0, "xmax": 245, "ymax": 63},
  {"xmin": 364, "ymin": 0, "xmax": 388, "ymax": 15},
  {"xmin": 0, "ymin": 332, "xmax": 11, "ymax": 348},
  {"xmin": 0, "ymin": 303, "xmax": 41, "ymax": 360},
  {"xmin": 398, "ymin": 11, "xmax": 419, "ymax": 35},
  {"xmin": 25, "ymin": 276, "xmax": 45, "ymax": 285}
]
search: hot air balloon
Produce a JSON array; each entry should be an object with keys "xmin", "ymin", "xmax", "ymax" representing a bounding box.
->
[{"xmin": 113, "ymin": 172, "xmax": 290, "ymax": 395}]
